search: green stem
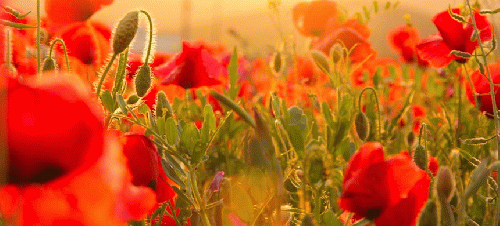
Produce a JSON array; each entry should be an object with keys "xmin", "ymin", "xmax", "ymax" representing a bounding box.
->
[
  {"xmin": 358, "ymin": 87, "xmax": 382, "ymax": 141},
  {"xmin": 95, "ymin": 54, "xmax": 117, "ymax": 97},
  {"xmin": 36, "ymin": 0, "xmax": 41, "ymax": 74},
  {"xmin": 418, "ymin": 123, "xmax": 426, "ymax": 146},
  {"xmin": 189, "ymin": 170, "xmax": 211, "ymax": 226},
  {"xmin": 48, "ymin": 38, "xmax": 71, "ymax": 72},
  {"xmin": 456, "ymin": 69, "xmax": 463, "ymax": 147},
  {"xmin": 139, "ymin": 10, "xmax": 154, "ymax": 64},
  {"xmin": 465, "ymin": 1, "xmax": 500, "ymax": 224}
]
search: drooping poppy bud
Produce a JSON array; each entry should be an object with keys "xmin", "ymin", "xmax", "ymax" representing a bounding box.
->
[{"xmin": 113, "ymin": 11, "xmax": 139, "ymax": 55}]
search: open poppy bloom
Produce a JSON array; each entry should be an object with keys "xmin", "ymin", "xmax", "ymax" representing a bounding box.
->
[
  {"xmin": 155, "ymin": 41, "xmax": 226, "ymax": 89},
  {"xmin": 340, "ymin": 142, "xmax": 430, "ymax": 226},
  {"xmin": 1, "ymin": 74, "xmax": 155, "ymax": 225},
  {"xmin": 312, "ymin": 18, "xmax": 376, "ymax": 64},
  {"xmin": 465, "ymin": 62, "xmax": 500, "ymax": 117},
  {"xmin": 45, "ymin": 0, "xmax": 114, "ymax": 25},
  {"xmin": 292, "ymin": 0, "xmax": 339, "ymax": 37},
  {"xmin": 416, "ymin": 8, "xmax": 492, "ymax": 68}
]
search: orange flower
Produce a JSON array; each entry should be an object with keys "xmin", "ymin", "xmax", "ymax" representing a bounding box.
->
[
  {"xmin": 45, "ymin": 0, "xmax": 113, "ymax": 25},
  {"xmin": 313, "ymin": 19, "xmax": 376, "ymax": 64},
  {"xmin": 387, "ymin": 24, "xmax": 428, "ymax": 67},
  {"xmin": 287, "ymin": 54, "xmax": 327, "ymax": 86},
  {"xmin": 2, "ymin": 74, "xmax": 155, "ymax": 225},
  {"xmin": 292, "ymin": 0, "xmax": 339, "ymax": 37}
]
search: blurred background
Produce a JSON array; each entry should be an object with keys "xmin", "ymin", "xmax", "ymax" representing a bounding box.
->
[{"xmin": 10, "ymin": 0, "xmax": 500, "ymax": 58}]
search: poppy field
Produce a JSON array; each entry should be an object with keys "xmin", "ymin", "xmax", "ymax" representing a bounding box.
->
[{"xmin": 2, "ymin": 0, "xmax": 500, "ymax": 225}]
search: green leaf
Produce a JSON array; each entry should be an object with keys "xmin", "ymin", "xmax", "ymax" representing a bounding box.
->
[
  {"xmin": 373, "ymin": 1, "xmax": 379, "ymax": 13},
  {"xmin": 228, "ymin": 46, "xmax": 239, "ymax": 99},
  {"xmin": 287, "ymin": 124, "xmax": 305, "ymax": 158},
  {"xmin": 138, "ymin": 104, "xmax": 151, "ymax": 115},
  {"xmin": 161, "ymin": 158, "xmax": 186, "ymax": 188},
  {"xmin": 3, "ymin": 6, "xmax": 30, "ymax": 19},
  {"xmin": 450, "ymin": 50, "xmax": 471, "ymax": 59},
  {"xmin": 288, "ymin": 106, "xmax": 308, "ymax": 137},
  {"xmin": 171, "ymin": 186, "xmax": 194, "ymax": 206},
  {"xmin": 100, "ymin": 90, "xmax": 115, "ymax": 112},
  {"xmin": 448, "ymin": 6, "xmax": 466, "ymax": 23},
  {"xmin": 165, "ymin": 117, "xmax": 178, "ymax": 145},
  {"xmin": 465, "ymin": 159, "xmax": 490, "ymax": 200},
  {"xmin": 117, "ymin": 94, "xmax": 128, "ymax": 115},
  {"xmin": 322, "ymin": 102, "xmax": 335, "ymax": 127},
  {"xmin": 112, "ymin": 50, "xmax": 129, "ymax": 98},
  {"xmin": 385, "ymin": 1, "xmax": 391, "ymax": 9},
  {"xmin": 179, "ymin": 124, "xmax": 200, "ymax": 156},
  {"xmin": 210, "ymin": 91, "xmax": 256, "ymax": 127},
  {"xmin": 322, "ymin": 210, "xmax": 342, "ymax": 226},
  {"xmin": 157, "ymin": 116, "xmax": 166, "ymax": 137},
  {"xmin": 0, "ymin": 19, "xmax": 36, "ymax": 29},
  {"xmin": 363, "ymin": 6, "xmax": 370, "ymax": 21},
  {"xmin": 271, "ymin": 94, "xmax": 281, "ymax": 118},
  {"xmin": 480, "ymin": 8, "xmax": 500, "ymax": 14}
]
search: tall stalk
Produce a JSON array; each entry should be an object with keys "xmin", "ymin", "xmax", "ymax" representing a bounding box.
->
[{"xmin": 464, "ymin": 0, "xmax": 500, "ymax": 224}]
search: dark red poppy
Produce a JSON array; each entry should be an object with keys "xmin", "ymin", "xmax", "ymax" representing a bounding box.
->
[
  {"xmin": 2, "ymin": 74, "xmax": 155, "ymax": 225},
  {"xmin": 292, "ymin": 0, "xmax": 339, "ymax": 37},
  {"xmin": 155, "ymin": 41, "xmax": 225, "ymax": 89},
  {"xmin": 340, "ymin": 142, "xmax": 430, "ymax": 226},
  {"xmin": 416, "ymin": 8, "xmax": 492, "ymax": 68},
  {"xmin": 313, "ymin": 19, "xmax": 376, "ymax": 64},
  {"xmin": 45, "ymin": 0, "xmax": 113, "ymax": 25},
  {"xmin": 465, "ymin": 63, "xmax": 500, "ymax": 117}
]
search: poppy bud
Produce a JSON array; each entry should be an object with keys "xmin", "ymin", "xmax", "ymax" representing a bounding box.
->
[
  {"xmin": 311, "ymin": 49, "xmax": 330, "ymax": 74},
  {"xmin": 354, "ymin": 112, "xmax": 370, "ymax": 141},
  {"xmin": 113, "ymin": 11, "xmax": 139, "ymax": 55},
  {"xmin": 413, "ymin": 145, "xmax": 428, "ymax": 171},
  {"xmin": 436, "ymin": 167, "xmax": 455, "ymax": 201},
  {"xmin": 271, "ymin": 51, "xmax": 283, "ymax": 74},
  {"xmin": 330, "ymin": 43, "xmax": 343, "ymax": 64},
  {"xmin": 407, "ymin": 131, "xmax": 415, "ymax": 147},
  {"xmin": 134, "ymin": 64, "xmax": 152, "ymax": 97},
  {"xmin": 42, "ymin": 57, "xmax": 57, "ymax": 72},
  {"xmin": 155, "ymin": 91, "xmax": 172, "ymax": 118}
]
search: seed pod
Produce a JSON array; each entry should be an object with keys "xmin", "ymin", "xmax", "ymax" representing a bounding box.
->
[
  {"xmin": 436, "ymin": 167, "xmax": 455, "ymax": 202},
  {"xmin": 134, "ymin": 64, "xmax": 152, "ymax": 97},
  {"xmin": 418, "ymin": 201, "xmax": 438, "ymax": 226},
  {"xmin": 155, "ymin": 91, "xmax": 173, "ymax": 118},
  {"xmin": 126, "ymin": 94, "xmax": 140, "ymax": 105},
  {"xmin": 311, "ymin": 49, "xmax": 330, "ymax": 74},
  {"xmin": 354, "ymin": 112, "xmax": 370, "ymax": 141},
  {"xmin": 42, "ymin": 57, "xmax": 57, "ymax": 72},
  {"xmin": 113, "ymin": 11, "xmax": 139, "ymax": 55},
  {"xmin": 413, "ymin": 145, "xmax": 428, "ymax": 171},
  {"xmin": 330, "ymin": 43, "xmax": 343, "ymax": 64}
]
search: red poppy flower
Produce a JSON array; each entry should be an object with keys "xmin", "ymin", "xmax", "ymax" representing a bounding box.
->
[
  {"xmin": 126, "ymin": 51, "xmax": 174, "ymax": 83},
  {"xmin": 2, "ymin": 74, "xmax": 155, "ymax": 225},
  {"xmin": 45, "ymin": 0, "xmax": 113, "ymax": 25},
  {"xmin": 340, "ymin": 142, "xmax": 430, "ymax": 226},
  {"xmin": 119, "ymin": 133, "xmax": 176, "ymax": 203},
  {"xmin": 292, "ymin": 0, "xmax": 339, "ymax": 37},
  {"xmin": 465, "ymin": 63, "xmax": 500, "ymax": 117},
  {"xmin": 313, "ymin": 19, "xmax": 376, "ymax": 64},
  {"xmin": 387, "ymin": 24, "xmax": 429, "ymax": 67},
  {"xmin": 416, "ymin": 8, "xmax": 492, "ymax": 68},
  {"xmin": 155, "ymin": 41, "xmax": 226, "ymax": 89},
  {"xmin": 55, "ymin": 21, "xmax": 111, "ymax": 67}
]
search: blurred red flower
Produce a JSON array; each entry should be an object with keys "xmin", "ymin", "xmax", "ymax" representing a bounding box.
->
[
  {"xmin": 340, "ymin": 142, "xmax": 430, "ymax": 226},
  {"xmin": 45, "ymin": 0, "xmax": 113, "ymax": 25},
  {"xmin": 387, "ymin": 24, "xmax": 428, "ymax": 67},
  {"xmin": 155, "ymin": 41, "xmax": 226, "ymax": 89},
  {"xmin": 292, "ymin": 0, "xmax": 339, "ymax": 37},
  {"xmin": 1, "ymin": 74, "xmax": 155, "ymax": 225},
  {"xmin": 465, "ymin": 62, "xmax": 500, "ymax": 117},
  {"xmin": 416, "ymin": 8, "xmax": 492, "ymax": 68},
  {"xmin": 313, "ymin": 19, "xmax": 376, "ymax": 64}
]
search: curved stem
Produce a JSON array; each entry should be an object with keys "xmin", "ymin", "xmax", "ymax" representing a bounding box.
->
[
  {"xmin": 95, "ymin": 54, "xmax": 117, "ymax": 97},
  {"xmin": 48, "ymin": 38, "xmax": 71, "ymax": 72},
  {"xmin": 36, "ymin": 0, "xmax": 41, "ymax": 74},
  {"xmin": 139, "ymin": 10, "xmax": 154, "ymax": 64},
  {"xmin": 358, "ymin": 87, "xmax": 382, "ymax": 141}
]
